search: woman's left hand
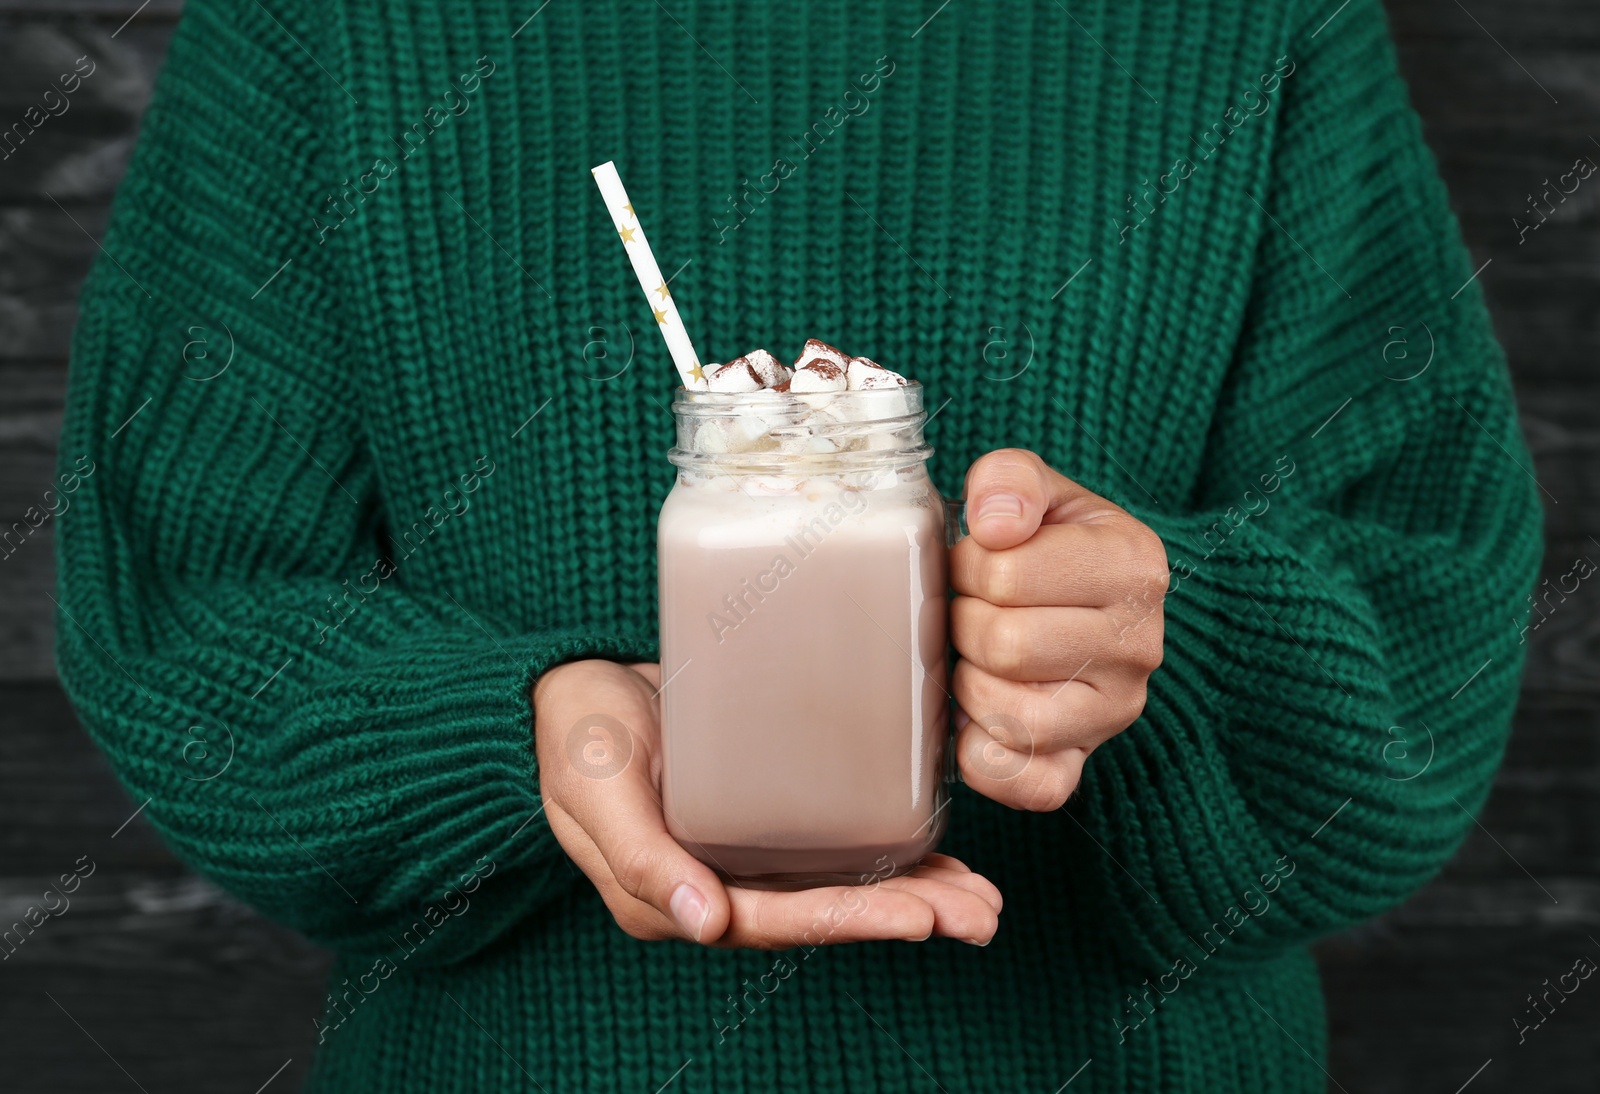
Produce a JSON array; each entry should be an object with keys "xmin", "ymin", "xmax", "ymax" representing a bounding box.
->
[{"xmin": 950, "ymin": 448, "xmax": 1169, "ymax": 811}]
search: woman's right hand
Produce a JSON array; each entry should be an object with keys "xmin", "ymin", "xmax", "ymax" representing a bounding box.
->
[{"xmin": 533, "ymin": 659, "xmax": 1002, "ymax": 949}]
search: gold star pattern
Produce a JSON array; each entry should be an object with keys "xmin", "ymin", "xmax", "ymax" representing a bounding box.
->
[
  {"xmin": 619, "ymin": 224, "xmax": 638, "ymax": 244},
  {"xmin": 624, "ymin": 204, "xmax": 635, "ymax": 219},
  {"xmin": 654, "ymin": 282, "xmax": 671, "ymax": 302},
  {"xmin": 688, "ymin": 361, "xmax": 706, "ymax": 383},
  {"xmin": 653, "ymin": 306, "xmax": 668, "ymax": 325}
]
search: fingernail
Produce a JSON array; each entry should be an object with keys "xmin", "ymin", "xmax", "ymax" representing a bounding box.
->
[
  {"xmin": 964, "ymin": 937, "xmax": 992, "ymax": 947},
  {"xmin": 669, "ymin": 883, "xmax": 710, "ymax": 941},
  {"xmin": 974, "ymin": 493, "xmax": 1022, "ymax": 523}
]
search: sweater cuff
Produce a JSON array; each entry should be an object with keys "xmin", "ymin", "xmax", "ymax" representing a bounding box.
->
[
  {"xmin": 1067, "ymin": 504, "xmax": 1424, "ymax": 968},
  {"xmin": 142, "ymin": 624, "xmax": 660, "ymax": 966}
]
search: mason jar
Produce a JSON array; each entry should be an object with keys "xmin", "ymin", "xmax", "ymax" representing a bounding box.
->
[{"xmin": 656, "ymin": 383, "xmax": 952, "ymax": 890}]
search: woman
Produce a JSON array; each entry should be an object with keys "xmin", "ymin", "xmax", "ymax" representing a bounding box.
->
[{"xmin": 57, "ymin": 0, "xmax": 1540, "ymax": 1089}]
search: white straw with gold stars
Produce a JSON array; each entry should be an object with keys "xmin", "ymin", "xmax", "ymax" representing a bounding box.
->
[{"xmin": 590, "ymin": 161, "xmax": 707, "ymax": 390}]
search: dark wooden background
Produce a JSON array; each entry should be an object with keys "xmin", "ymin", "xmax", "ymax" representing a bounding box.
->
[{"xmin": 1, "ymin": 1, "xmax": 1594, "ymax": 1091}]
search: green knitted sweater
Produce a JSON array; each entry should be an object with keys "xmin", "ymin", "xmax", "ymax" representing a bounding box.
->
[{"xmin": 57, "ymin": 0, "xmax": 1541, "ymax": 1089}]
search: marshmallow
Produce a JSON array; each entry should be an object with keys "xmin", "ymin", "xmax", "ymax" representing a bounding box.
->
[
  {"xmin": 731, "ymin": 413, "xmax": 774, "ymax": 449},
  {"xmin": 741, "ymin": 349, "xmax": 792, "ymax": 388},
  {"xmin": 707, "ymin": 360, "xmax": 764, "ymax": 393},
  {"xmin": 685, "ymin": 341, "xmax": 913, "ymax": 465},
  {"xmin": 792, "ymin": 339, "xmax": 850, "ymax": 372},
  {"xmin": 845, "ymin": 355, "xmax": 907, "ymax": 390},
  {"xmin": 693, "ymin": 411, "xmax": 770, "ymax": 453},
  {"xmin": 692, "ymin": 419, "xmax": 731, "ymax": 453},
  {"xmin": 790, "ymin": 358, "xmax": 847, "ymax": 393}
]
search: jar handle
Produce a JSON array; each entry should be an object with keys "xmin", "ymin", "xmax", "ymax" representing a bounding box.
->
[
  {"xmin": 943, "ymin": 494, "xmax": 968, "ymax": 548},
  {"xmin": 941, "ymin": 493, "xmax": 966, "ymax": 787}
]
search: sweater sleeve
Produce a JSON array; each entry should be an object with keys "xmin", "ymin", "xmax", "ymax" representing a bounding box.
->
[
  {"xmin": 1070, "ymin": 0, "xmax": 1543, "ymax": 968},
  {"xmin": 54, "ymin": 0, "xmax": 651, "ymax": 966}
]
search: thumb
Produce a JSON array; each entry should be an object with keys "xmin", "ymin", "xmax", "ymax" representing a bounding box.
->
[
  {"xmin": 962, "ymin": 448, "xmax": 1056, "ymax": 550},
  {"xmin": 537, "ymin": 664, "xmax": 732, "ymax": 942},
  {"xmin": 584, "ymin": 787, "xmax": 733, "ymax": 943}
]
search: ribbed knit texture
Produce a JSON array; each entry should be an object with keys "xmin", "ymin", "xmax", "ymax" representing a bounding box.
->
[{"xmin": 56, "ymin": 0, "xmax": 1541, "ymax": 1090}]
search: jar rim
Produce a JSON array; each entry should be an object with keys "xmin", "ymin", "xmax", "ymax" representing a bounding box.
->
[
  {"xmin": 667, "ymin": 381, "xmax": 931, "ymax": 474},
  {"xmin": 670, "ymin": 380, "xmax": 924, "ymax": 419}
]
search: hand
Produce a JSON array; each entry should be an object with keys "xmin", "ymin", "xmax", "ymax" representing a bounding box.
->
[
  {"xmin": 533, "ymin": 659, "xmax": 1002, "ymax": 948},
  {"xmin": 950, "ymin": 449, "xmax": 1168, "ymax": 811}
]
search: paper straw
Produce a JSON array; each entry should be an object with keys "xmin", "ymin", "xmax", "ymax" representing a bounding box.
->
[{"xmin": 590, "ymin": 161, "xmax": 707, "ymax": 390}]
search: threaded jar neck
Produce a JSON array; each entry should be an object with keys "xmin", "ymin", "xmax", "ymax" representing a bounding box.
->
[{"xmin": 668, "ymin": 383, "xmax": 931, "ymax": 479}]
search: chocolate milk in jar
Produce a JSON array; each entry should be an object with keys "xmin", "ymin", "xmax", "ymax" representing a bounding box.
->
[{"xmin": 657, "ymin": 347, "xmax": 952, "ymax": 890}]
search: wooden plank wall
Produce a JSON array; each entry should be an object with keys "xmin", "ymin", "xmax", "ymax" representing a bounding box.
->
[{"xmin": 0, "ymin": 1, "xmax": 1594, "ymax": 1091}]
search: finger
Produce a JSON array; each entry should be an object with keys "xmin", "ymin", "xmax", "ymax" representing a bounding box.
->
[
  {"xmin": 920, "ymin": 852, "xmax": 972, "ymax": 873},
  {"xmin": 904, "ymin": 858, "xmax": 1004, "ymax": 915},
  {"xmin": 950, "ymin": 523, "xmax": 1171, "ymax": 609},
  {"xmin": 876, "ymin": 872, "xmax": 1000, "ymax": 944},
  {"xmin": 951, "ymin": 596, "xmax": 1112, "ymax": 682},
  {"xmin": 538, "ymin": 673, "xmax": 732, "ymax": 943},
  {"xmin": 715, "ymin": 873, "xmax": 1000, "ymax": 949},
  {"xmin": 566, "ymin": 754, "xmax": 734, "ymax": 943},
  {"xmin": 961, "ymin": 449, "xmax": 1055, "ymax": 550},
  {"xmin": 962, "ymin": 449, "xmax": 1124, "ymax": 551},
  {"xmin": 955, "ymin": 718, "xmax": 1089, "ymax": 812},
  {"xmin": 557, "ymin": 800, "xmax": 989, "ymax": 948},
  {"xmin": 542, "ymin": 798, "xmax": 685, "ymax": 941},
  {"xmin": 627, "ymin": 662, "xmax": 663, "ymax": 689},
  {"xmin": 954, "ymin": 658, "xmax": 1147, "ymax": 754},
  {"xmin": 718, "ymin": 883, "xmax": 941, "ymax": 949}
]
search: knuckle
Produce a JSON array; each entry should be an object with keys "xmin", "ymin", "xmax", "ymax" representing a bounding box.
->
[
  {"xmin": 611, "ymin": 841, "xmax": 655, "ymax": 902},
  {"xmin": 1022, "ymin": 768, "xmax": 1073, "ymax": 812},
  {"xmin": 1140, "ymin": 563, "xmax": 1172, "ymax": 599},
  {"xmin": 950, "ymin": 539, "xmax": 981, "ymax": 593},
  {"xmin": 1134, "ymin": 531, "xmax": 1172, "ymax": 592},
  {"xmin": 1041, "ymin": 694, "xmax": 1075, "ymax": 746},
  {"xmin": 961, "ymin": 711, "xmax": 1033, "ymax": 785},
  {"xmin": 985, "ymin": 552, "xmax": 1024, "ymax": 605},
  {"xmin": 1117, "ymin": 610, "xmax": 1163, "ymax": 670},
  {"xmin": 611, "ymin": 906, "xmax": 646, "ymax": 938},
  {"xmin": 1138, "ymin": 630, "xmax": 1166, "ymax": 673},
  {"xmin": 614, "ymin": 908, "xmax": 667, "ymax": 942},
  {"xmin": 984, "ymin": 612, "xmax": 1031, "ymax": 677},
  {"xmin": 953, "ymin": 599, "xmax": 996, "ymax": 662},
  {"xmin": 986, "ymin": 447, "xmax": 1039, "ymax": 474},
  {"xmin": 1020, "ymin": 694, "xmax": 1061, "ymax": 752},
  {"xmin": 1117, "ymin": 682, "xmax": 1150, "ymax": 728},
  {"xmin": 950, "ymin": 658, "xmax": 983, "ymax": 707},
  {"xmin": 987, "ymin": 707, "xmax": 1034, "ymax": 754},
  {"xmin": 744, "ymin": 896, "xmax": 770, "ymax": 942}
]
